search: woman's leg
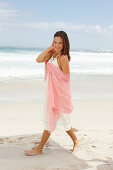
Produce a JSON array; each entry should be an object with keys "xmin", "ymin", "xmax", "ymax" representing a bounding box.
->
[
  {"xmin": 24, "ymin": 130, "xmax": 51, "ymax": 156},
  {"xmin": 66, "ymin": 127, "xmax": 79, "ymax": 152}
]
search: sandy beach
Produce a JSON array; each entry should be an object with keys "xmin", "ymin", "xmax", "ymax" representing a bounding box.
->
[
  {"xmin": 0, "ymin": 79, "xmax": 113, "ymax": 169},
  {"xmin": 0, "ymin": 128, "xmax": 113, "ymax": 170}
]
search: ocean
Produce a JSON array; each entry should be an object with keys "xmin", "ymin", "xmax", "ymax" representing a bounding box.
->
[
  {"xmin": 0, "ymin": 46, "xmax": 113, "ymax": 102},
  {"xmin": 0, "ymin": 46, "xmax": 113, "ymax": 82}
]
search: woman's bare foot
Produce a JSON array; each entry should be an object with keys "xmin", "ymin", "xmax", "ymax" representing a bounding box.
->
[
  {"xmin": 69, "ymin": 140, "xmax": 80, "ymax": 153},
  {"xmin": 24, "ymin": 147, "xmax": 42, "ymax": 156}
]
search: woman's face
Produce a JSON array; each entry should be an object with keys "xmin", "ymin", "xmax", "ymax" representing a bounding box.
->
[{"xmin": 53, "ymin": 36, "xmax": 63, "ymax": 52}]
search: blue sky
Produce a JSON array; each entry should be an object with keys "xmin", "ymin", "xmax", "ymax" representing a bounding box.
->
[{"xmin": 0, "ymin": 0, "xmax": 113, "ymax": 50}]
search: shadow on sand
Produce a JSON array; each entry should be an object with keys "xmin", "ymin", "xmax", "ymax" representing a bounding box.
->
[{"xmin": 0, "ymin": 131, "xmax": 93, "ymax": 170}]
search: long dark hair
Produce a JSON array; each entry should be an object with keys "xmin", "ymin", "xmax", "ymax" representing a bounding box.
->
[{"xmin": 54, "ymin": 31, "xmax": 71, "ymax": 61}]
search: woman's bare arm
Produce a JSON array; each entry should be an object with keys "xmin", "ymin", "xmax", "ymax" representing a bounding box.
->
[
  {"xmin": 60, "ymin": 55, "xmax": 70, "ymax": 74},
  {"xmin": 36, "ymin": 47, "xmax": 52, "ymax": 63},
  {"xmin": 36, "ymin": 41, "xmax": 56, "ymax": 63}
]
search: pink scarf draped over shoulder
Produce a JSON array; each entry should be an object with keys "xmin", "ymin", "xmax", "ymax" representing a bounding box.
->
[{"xmin": 44, "ymin": 59, "xmax": 73, "ymax": 133}]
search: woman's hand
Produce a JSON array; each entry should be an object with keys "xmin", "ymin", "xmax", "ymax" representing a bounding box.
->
[
  {"xmin": 48, "ymin": 41, "xmax": 61, "ymax": 56},
  {"xmin": 48, "ymin": 41, "xmax": 56, "ymax": 53}
]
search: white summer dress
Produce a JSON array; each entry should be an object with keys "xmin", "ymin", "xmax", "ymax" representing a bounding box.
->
[{"xmin": 43, "ymin": 55, "xmax": 72, "ymax": 132}]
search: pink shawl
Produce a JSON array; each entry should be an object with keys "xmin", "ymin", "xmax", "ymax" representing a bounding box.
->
[{"xmin": 44, "ymin": 59, "xmax": 73, "ymax": 133}]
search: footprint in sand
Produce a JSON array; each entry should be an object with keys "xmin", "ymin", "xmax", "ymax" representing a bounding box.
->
[
  {"xmin": 33, "ymin": 141, "xmax": 40, "ymax": 145},
  {"xmin": 91, "ymin": 145, "xmax": 96, "ymax": 148},
  {"xmin": 0, "ymin": 138, "xmax": 4, "ymax": 144},
  {"xmin": 17, "ymin": 137, "xmax": 23, "ymax": 140},
  {"xmin": 8, "ymin": 140, "xmax": 15, "ymax": 143}
]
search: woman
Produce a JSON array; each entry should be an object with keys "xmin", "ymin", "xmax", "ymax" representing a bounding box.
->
[{"xmin": 24, "ymin": 31, "xmax": 79, "ymax": 156}]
